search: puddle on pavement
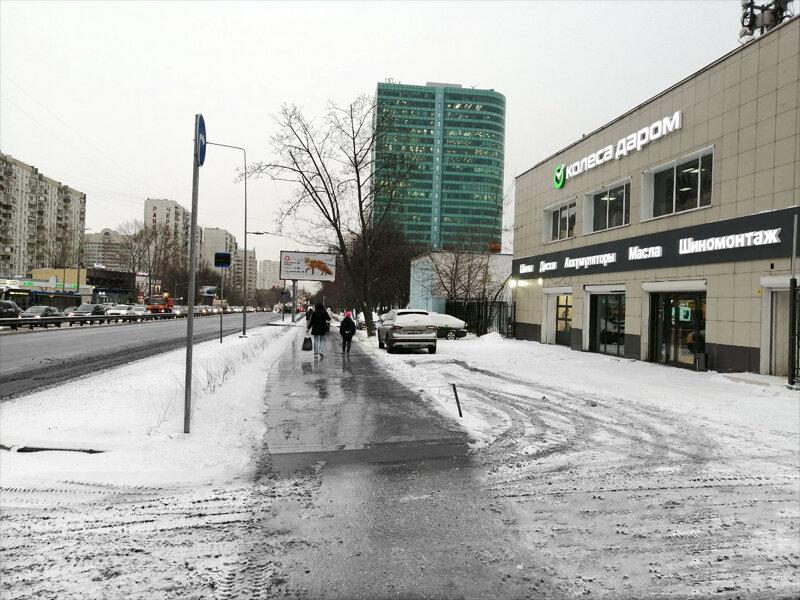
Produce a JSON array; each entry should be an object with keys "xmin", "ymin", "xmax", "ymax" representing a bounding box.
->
[{"xmin": 270, "ymin": 441, "xmax": 470, "ymax": 475}]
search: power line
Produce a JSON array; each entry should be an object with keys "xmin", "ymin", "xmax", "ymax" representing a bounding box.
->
[{"xmin": 0, "ymin": 74, "xmax": 156, "ymax": 196}]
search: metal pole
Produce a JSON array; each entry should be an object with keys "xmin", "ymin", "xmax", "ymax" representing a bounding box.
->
[
  {"xmin": 292, "ymin": 280, "xmax": 297, "ymax": 322},
  {"xmin": 204, "ymin": 141, "xmax": 247, "ymax": 337},
  {"xmin": 242, "ymin": 150, "xmax": 248, "ymax": 337},
  {"xmin": 185, "ymin": 115, "xmax": 202, "ymax": 434},
  {"xmin": 219, "ymin": 269, "xmax": 224, "ymax": 343},
  {"xmin": 790, "ymin": 277, "xmax": 797, "ymax": 387},
  {"xmin": 792, "ymin": 215, "xmax": 797, "ymax": 279},
  {"xmin": 789, "ymin": 215, "xmax": 798, "ymax": 386},
  {"xmin": 451, "ymin": 383, "xmax": 463, "ymax": 418}
]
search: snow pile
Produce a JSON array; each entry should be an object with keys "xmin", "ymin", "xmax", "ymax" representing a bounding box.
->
[{"xmin": 0, "ymin": 324, "xmax": 295, "ymax": 487}]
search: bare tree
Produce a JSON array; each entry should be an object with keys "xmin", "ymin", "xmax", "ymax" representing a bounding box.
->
[
  {"xmin": 117, "ymin": 220, "xmax": 150, "ymax": 274},
  {"xmin": 117, "ymin": 221, "xmax": 181, "ymax": 296},
  {"xmin": 417, "ymin": 247, "xmax": 512, "ymax": 334},
  {"xmin": 248, "ymin": 95, "xmax": 414, "ymax": 335}
]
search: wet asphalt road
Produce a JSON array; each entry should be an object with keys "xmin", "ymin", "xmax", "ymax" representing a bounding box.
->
[
  {"xmin": 258, "ymin": 331, "xmax": 555, "ymax": 599},
  {"xmin": 0, "ymin": 312, "xmax": 280, "ymax": 400}
]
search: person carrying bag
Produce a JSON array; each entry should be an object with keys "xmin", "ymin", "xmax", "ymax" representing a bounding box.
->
[{"xmin": 307, "ymin": 302, "xmax": 331, "ymax": 358}]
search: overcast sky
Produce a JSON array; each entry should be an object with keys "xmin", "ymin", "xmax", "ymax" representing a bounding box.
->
[{"xmin": 1, "ymin": 0, "xmax": 752, "ymax": 261}]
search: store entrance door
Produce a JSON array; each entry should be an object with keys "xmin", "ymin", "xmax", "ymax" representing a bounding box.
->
[
  {"xmin": 651, "ymin": 293, "xmax": 706, "ymax": 369},
  {"xmin": 555, "ymin": 294, "xmax": 573, "ymax": 346},
  {"xmin": 770, "ymin": 290, "xmax": 790, "ymax": 377},
  {"xmin": 590, "ymin": 294, "xmax": 625, "ymax": 356}
]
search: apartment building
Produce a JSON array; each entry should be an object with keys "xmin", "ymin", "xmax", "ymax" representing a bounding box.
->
[
  {"xmin": 257, "ymin": 259, "xmax": 281, "ymax": 289},
  {"xmin": 201, "ymin": 227, "xmax": 238, "ymax": 270},
  {"xmin": 233, "ymin": 249, "xmax": 257, "ymax": 303},
  {"xmin": 0, "ymin": 153, "xmax": 86, "ymax": 277},
  {"xmin": 144, "ymin": 198, "xmax": 192, "ymax": 267},
  {"xmin": 83, "ymin": 228, "xmax": 126, "ymax": 271}
]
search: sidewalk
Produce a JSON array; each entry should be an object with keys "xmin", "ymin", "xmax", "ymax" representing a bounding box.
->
[{"xmin": 263, "ymin": 325, "xmax": 470, "ymax": 473}]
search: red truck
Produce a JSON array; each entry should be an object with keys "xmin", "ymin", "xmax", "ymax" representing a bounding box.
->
[{"xmin": 145, "ymin": 294, "xmax": 174, "ymax": 314}]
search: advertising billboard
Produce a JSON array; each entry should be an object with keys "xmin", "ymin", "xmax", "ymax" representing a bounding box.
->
[{"xmin": 279, "ymin": 251, "xmax": 336, "ymax": 282}]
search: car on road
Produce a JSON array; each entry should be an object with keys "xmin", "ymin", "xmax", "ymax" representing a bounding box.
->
[
  {"xmin": 0, "ymin": 300, "xmax": 23, "ymax": 329},
  {"xmin": 130, "ymin": 304, "xmax": 149, "ymax": 317},
  {"xmin": 377, "ymin": 309, "xmax": 437, "ymax": 354},
  {"xmin": 428, "ymin": 313, "xmax": 468, "ymax": 340},
  {"xmin": 105, "ymin": 304, "xmax": 135, "ymax": 316},
  {"xmin": 72, "ymin": 303, "xmax": 107, "ymax": 317},
  {"xmin": 21, "ymin": 305, "xmax": 64, "ymax": 326},
  {"xmin": 62, "ymin": 306, "xmax": 80, "ymax": 316}
]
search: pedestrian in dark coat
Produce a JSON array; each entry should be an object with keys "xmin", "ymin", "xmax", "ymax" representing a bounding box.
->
[
  {"xmin": 339, "ymin": 311, "xmax": 356, "ymax": 354},
  {"xmin": 307, "ymin": 302, "xmax": 331, "ymax": 357}
]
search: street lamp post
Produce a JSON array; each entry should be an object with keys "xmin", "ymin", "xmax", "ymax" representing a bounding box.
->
[
  {"xmin": 206, "ymin": 141, "xmax": 249, "ymax": 336},
  {"xmin": 246, "ymin": 230, "xmax": 280, "ymax": 316}
]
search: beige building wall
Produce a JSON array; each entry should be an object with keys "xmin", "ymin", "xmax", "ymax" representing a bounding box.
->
[
  {"xmin": 201, "ymin": 227, "xmax": 238, "ymax": 269},
  {"xmin": 144, "ymin": 198, "xmax": 192, "ymax": 267},
  {"xmin": 512, "ymin": 17, "xmax": 799, "ymax": 374},
  {"xmin": 257, "ymin": 259, "xmax": 281, "ymax": 289},
  {"xmin": 84, "ymin": 228, "xmax": 126, "ymax": 271}
]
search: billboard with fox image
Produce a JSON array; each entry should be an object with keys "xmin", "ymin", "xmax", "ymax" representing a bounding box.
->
[{"xmin": 279, "ymin": 251, "xmax": 336, "ymax": 282}]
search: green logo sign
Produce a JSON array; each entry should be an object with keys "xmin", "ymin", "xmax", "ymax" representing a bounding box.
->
[{"xmin": 553, "ymin": 164, "xmax": 566, "ymax": 189}]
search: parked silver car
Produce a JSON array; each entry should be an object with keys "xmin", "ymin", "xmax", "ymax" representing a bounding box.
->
[{"xmin": 377, "ymin": 309, "xmax": 437, "ymax": 354}]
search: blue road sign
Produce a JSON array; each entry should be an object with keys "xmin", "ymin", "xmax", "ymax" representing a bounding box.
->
[{"xmin": 197, "ymin": 114, "xmax": 207, "ymax": 167}]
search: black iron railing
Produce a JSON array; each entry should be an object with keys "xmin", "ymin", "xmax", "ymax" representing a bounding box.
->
[{"xmin": 445, "ymin": 300, "xmax": 515, "ymax": 338}]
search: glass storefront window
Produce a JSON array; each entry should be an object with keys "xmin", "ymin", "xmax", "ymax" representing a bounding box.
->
[
  {"xmin": 590, "ymin": 181, "xmax": 630, "ymax": 233},
  {"xmin": 653, "ymin": 167, "xmax": 675, "ymax": 217},
  {"xmin": 649, "ymin": 151, "xmax": 713, "ymax": 218},
  {"xmin": 548, "ymin": 201, "xmax": 576, "ymax": 242}
]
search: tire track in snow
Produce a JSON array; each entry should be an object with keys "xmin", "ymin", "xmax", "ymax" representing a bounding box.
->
[{"xmin": 437, "ymin": 360, "xmax": 800, "ymax": 599}]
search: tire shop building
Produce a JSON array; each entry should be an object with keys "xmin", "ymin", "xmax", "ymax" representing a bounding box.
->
[{"xmin": 510, "ymin": 16, "xmax": 799, "ymax": 375}]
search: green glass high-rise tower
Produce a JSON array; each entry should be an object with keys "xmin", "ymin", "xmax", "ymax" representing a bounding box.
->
[{"xmin": 374, "ymin": 81, "xmax": 506, "ymax": 251}]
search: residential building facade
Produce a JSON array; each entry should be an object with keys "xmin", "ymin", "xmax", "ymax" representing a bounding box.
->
[
  {"xmin": 201, "ymin": 227, "xmax": 238, "ymax": 270},
  {"xmin": 374, "ymin": 81, "xmax": 506, "ymax": 251},
  {"xmin": 83, "ymin": 228, "xmax": 126, "ymax": 271},
  {"xmin": 144, "ymin": 198, "xmax": 192, "ymax": 267},
  {"xmin": 511, "ymin": 17, "xmax": 799, "ymax": 376},
  {"xmin": 0, "ymin": 153, "xmax": 86, "ymax": 277},
  {"xmin": 233, "ymin": 249, "xmax": 257, "ymax": 304},
  {"xmin": 257, "ymin": 259, "xmax": 281, "ymax": 290}
]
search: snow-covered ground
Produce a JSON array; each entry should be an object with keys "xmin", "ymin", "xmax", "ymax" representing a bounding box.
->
[
  {"xmin": 1, "ymin": 323, "xmax": 798, "ymax": 599},
  {"xmin": 1, "ymin": 323, "xmax": 797, "ymax": 489}
]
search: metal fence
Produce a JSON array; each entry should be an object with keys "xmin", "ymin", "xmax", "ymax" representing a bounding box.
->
[{"xmin": 445, "ymin": 300, "xmax": 515, "ymax": 338}]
